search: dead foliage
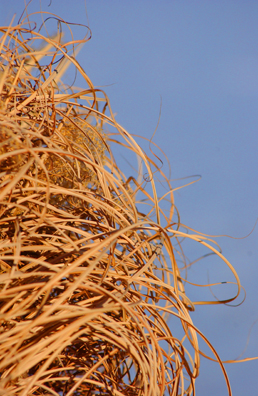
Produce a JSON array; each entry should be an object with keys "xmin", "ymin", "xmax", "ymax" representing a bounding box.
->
[{"xmin": 0, "ymin": 8, "xmax": 245, "ymax": 396}]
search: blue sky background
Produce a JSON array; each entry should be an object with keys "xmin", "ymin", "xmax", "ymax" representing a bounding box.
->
[{"xmin": 2, "ymin": 1, "xmax": 258, "ymax": 394}]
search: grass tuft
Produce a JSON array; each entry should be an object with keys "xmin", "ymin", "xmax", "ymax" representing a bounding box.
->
[{"xmin": 0, "ymin": 7, "xmax": 246, "ymax": 396}]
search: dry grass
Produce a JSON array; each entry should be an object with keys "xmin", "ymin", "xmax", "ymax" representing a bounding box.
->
[{"xmin": 0, "ymin": 7, "xmax": 249, "ymax": 396}]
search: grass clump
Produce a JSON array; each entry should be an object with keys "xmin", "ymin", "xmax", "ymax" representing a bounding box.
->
[{"xmin": 0, "ymin": 7, "xmax": 248, "ymax": 396}]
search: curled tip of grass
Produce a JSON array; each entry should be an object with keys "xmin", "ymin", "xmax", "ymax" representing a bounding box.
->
[{"xmin": 0, "ymin": 8, "xmax": 245, "ymax": 396}]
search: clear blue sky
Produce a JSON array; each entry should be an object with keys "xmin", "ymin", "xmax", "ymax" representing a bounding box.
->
[{"xmin": 2, "ymin": 1, "xmax": 258, "ymax": 394}]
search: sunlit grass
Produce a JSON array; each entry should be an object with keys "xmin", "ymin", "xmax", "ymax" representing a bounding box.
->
[{"xmin": 0, "ymin": 6, "xmax": 252, "ymax": 396}]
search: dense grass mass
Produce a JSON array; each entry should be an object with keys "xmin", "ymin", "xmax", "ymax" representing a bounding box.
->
[{"xmin": 0, "ymin": 7, "xmax": 246, "ymax": 396}]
